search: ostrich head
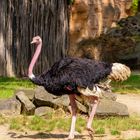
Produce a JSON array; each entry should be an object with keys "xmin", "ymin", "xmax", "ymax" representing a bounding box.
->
[
  {"xmin": 31, "ymin": 36, "xmax": 42, "ymax": 45},
  {"xmin": 28, "ymin": 36, "xmax": 42, "ymax": 79}
]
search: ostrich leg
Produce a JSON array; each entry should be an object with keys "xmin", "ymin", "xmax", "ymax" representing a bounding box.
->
[
  {"xmin": 86, "ymin": 97, "xmax": 99, "ymax": 139},
  {"xmin": 67, "ymin": 94, "xmax": 77, "ymax": 140}
]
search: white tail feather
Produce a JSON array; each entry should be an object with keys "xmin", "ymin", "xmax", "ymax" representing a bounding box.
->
[{"xmin": 108, "ymin": 63, "xmax": 131, "ymax": 81}]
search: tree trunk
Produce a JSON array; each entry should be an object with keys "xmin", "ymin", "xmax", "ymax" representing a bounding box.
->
[{"xmin": 0, "ymin": 0, "xmax": 69, "ymax": 77}]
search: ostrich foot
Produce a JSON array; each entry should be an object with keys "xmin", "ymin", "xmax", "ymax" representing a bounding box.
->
[
  {"xmin": 86, "ymin": 127, "xmax": 95, "ymax": 140},
  {"xmin": 86, "ymin": 127, "xmax": 95, "ymax": 133},
  {"xmin": 66, "ymin": 131, "xmax": 80, "ymax": 140}
]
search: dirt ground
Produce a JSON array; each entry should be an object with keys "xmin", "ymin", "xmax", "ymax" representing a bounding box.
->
[
  {"xmin": 0, "ymin": 93, "xmax": 140, "ymax": 140},
  {"xmin": 117, "ymin": 93, "xmax": 140, "ymax": 116}
]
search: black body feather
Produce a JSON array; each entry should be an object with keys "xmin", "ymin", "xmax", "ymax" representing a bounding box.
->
[{"xmin": 31, "ymin": 57, "xmax": 113, "ymax": 96}]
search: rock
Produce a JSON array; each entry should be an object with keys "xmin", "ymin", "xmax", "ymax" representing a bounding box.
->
[
  {"xmin": 34, "ymin": 87, "xmax": 128, "ymax": 116},
  {"xmin": 15, "ymin": 89, "xmax": 35, "ymax": 101},
  {"xmin": 16, "ymin": 91, "xmax": 36, "ymax": 115},
  {"xmin": 35, "ymin": 106, "xmax": 54, "ymax": 116},
  {"xmin": 53, "ymin": 95, "xmax": 70, "ymax": 111},
  {"xmin": 69, "ymin": 0, "xmax": 132, "ymax": 57},
  {"xmin": 34, "ymin": 87, "xmax": 88, "ymax": 114},
  {"xmin": 96, "ymin": 99, "xmax": 129, "ymax": 117},
  {"xmin": 53, "ymin": 95, "xmax": 88, "ymax": 113},
  {"xmin": 101, "ymin": 91, "xmax": 117, "ymax": 101},
  {"xmin": 0, "ymin": 98, "xmax": 21, "ymax": 116},
  {"xmin": 34, "ymin": 87, "xmax": 58, "ymax": 108},
  {"xmin": 53, "ymin": 95, "xmax": 70, "ymax": 107},
  {"xmin": 70, "ymin": 13, "xmax": 140, "ymax": 69}
]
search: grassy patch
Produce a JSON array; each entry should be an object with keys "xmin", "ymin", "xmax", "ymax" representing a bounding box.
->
[
  {"xmin": 0, "ymin": 114, "xmax": 137, "ymax": 135},
  {"xmin": 9, "ymin": 115, "xmax": 29, "ymax": 131},
  {"xmin": 93, "ymin": 116, "xmax": 140, "ymax": 135},
  {"xmin": 76, "ymin": 116, "xmax": 86, "ymax": 133},
  {"xmin": 0, "ymin": 77, "xmax": 35, "ymax": 99},
  {"xmin": 28, "ymin": 115, "xmax": 49, "ymax": 131},
  {"xmin": 111, "ymin": 74, "xmax": 140, "ymax": 94},
  {"xmin": 0, "ymin": 73, "xmax": 140, "ymax": 99},
  {"xmin": 110, "ymin": 129, "xmax": 121, "ymax": 135},
  {"xmin": 95, "ymin": 127, "xmax": 105, "ymax": 134}
]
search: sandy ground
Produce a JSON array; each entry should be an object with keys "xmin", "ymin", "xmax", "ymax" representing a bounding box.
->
[
  {"xmin": 117, "ymin": 93, "xmax": 140, "ymax": 116},
  {"xmin": 0, "ymin": 93, "xmax": 140, "ymax": 140}
]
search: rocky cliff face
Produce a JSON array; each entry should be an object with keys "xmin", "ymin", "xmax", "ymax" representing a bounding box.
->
[
  {"xmin": 69, "ymin": 0, "xmax": 132, "ymax": 56},
  {"xmin": 70, "ymin": 13, "xmax": 140, "ymax": 69}
]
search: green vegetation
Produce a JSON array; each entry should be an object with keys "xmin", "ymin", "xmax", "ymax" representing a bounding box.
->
[
  {"xmin": 132, "ymin": 0, "xmax": 139, "ymax": 13},
  {"xmin": 93, "ymin": 116, "xmax": 140, "ymax": 135},
  {"xmin": 0, "ymin": 77, "xmax": 35, "ymax": 98},
  {"xmin": 0, "ymin": 74, "xmax": 140, "ymax": 99},
  {"xmin": 0, "ymin": 113, "xmax": 140, "ymax": 135},
  {"xmin": 95, "ymin": 127, "xmax": 105, "ymax": 134},
  {"xmin": 111, "ymin": 129, "xmax": 121, "ymax": 135},
  {"xmin": 111, "ymin": 74, "xmax": 140, "ymax": 94}
]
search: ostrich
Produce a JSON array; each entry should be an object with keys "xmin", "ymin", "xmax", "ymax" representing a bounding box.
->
[{"xmin": 28, "ymin": 36, "xmax": 131, "ymax": 139}]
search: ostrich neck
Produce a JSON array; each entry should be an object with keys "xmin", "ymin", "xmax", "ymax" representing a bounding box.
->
[{"xmin": 28, "ymin": 43, "xmax": 42, "ymax": 78}]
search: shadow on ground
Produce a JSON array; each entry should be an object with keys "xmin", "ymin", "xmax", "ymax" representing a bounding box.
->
[{"xmin": 8, "ymin": 132, "xmax": 88, "ymax": 139}]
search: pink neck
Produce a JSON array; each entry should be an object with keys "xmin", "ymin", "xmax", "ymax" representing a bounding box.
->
[{"xmin": 28, "ymin": 43, "xmax": 42, "ymax": 78}]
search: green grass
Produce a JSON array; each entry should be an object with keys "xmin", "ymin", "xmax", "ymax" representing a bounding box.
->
[
  {"xmin": 0, "ymin": 77, "xmax": 35, "ymax": 98},
  {"xmin": 111, "ymin": 74, "xmax": 140, "ymax": 94},
  {"xmin": 28, "ymin": 115, "xmax": 49, "ymax": 131},
  {"xmin": 110, "ymin": 129, "xmax": 121, "ymax": 135},
  {"xmin": 95, "ymin": 127, "xmax": 105, "ymax": 134},
  {"xmin": 0, "ymin": 74, "xmax": 140, "ymax": 99},
  {"xmin": 93, "ymin": 116, "xmax": 140, "ymax": 135},
  {"xmin": 0, "ymin": 114, "xmax": 139, "ymax": 135}
]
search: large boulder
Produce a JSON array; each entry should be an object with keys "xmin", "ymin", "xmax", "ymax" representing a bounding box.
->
[
  {"xmin": 0, "ymin": 98, "xmax": 21, "ymax": 116},
  {"xmin": 34, "ymin": 87, "xmax": 58, "ymax": 108},
  {"xmin": 96, "ymin": 99, "xmax": 129, "ymax": 116}
]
